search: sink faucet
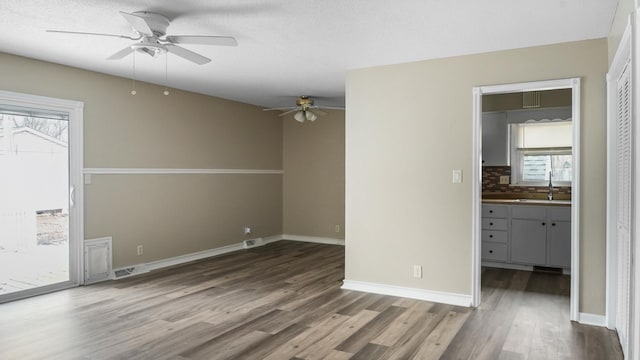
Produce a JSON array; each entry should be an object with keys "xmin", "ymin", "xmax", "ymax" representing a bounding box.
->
[{"xmin": 548, "ymin": 172, "xmax": 554, "ymax": 201}]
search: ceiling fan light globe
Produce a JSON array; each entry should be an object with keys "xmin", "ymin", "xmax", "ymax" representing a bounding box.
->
[
  {"xmin": 305, "ymin": 111, "xmax": 318, "ymax": 122},
  {"xmin": 294, "ymin": 111, "xmax": 306, "ymax": 123}
]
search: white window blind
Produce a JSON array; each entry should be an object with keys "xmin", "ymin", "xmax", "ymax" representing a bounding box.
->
[
  {"xmin": 512, "ymin": 121, "xmax": 572, "ymax": 149},
  {"xmin": 510, "ymin": 120, "xmax": 573, "ymax": 185}
]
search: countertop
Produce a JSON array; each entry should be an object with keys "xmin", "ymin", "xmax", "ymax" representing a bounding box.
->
[{"xmin": 482, "ymin": 198, "xmax": 571, "ymax": 207}]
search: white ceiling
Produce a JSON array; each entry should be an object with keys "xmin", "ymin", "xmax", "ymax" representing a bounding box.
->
[{"xmin": 0, "ymin": 0, "xmax": 618, "ymax": 108}]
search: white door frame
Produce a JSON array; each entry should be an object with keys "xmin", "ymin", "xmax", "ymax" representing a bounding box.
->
[
  {"xmin": 471, "ymin": 78, "xmax": 581, "ymax": 322},
  {"xmin": 0, "ymin": 90, "xmax": 84, "ymax": 303}
]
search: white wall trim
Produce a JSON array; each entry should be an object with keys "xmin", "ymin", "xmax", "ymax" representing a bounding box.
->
[
  {"xmin": 341, "ymin": 280, "xmax": 472, "ymax": 307},
  {"xmin": 263, "ymin": 234, "xmax": 284, "ymax": 244},
  {"xmin": 472, "ymin": 77, "xmax": 581, "ymax": 322},
  {"xmin": 282, "ymin": 234, "xmax": 345, "ymax": 246},
  {"xmin": 112, "ymin": 239, "xmax": 250, "ymax": 279},
  {"xmin": 145, "ymin": 242, "xmax": 244, "ymax": 272},
  {"xmin": 110, "ymin": 234, "xmax": 342, "ymax": 280},
  {"xmin": 570, "ymin": 78, "xmax": 582, "ymax": 323},
  {"xmin": 579, "ymin": 312, "xmax": 607, "ymax": 327},
  {"xmin": 83, "ymin": 168, "xmax": 283, "ymax": 175},
  {"xmin": 471, "ymin": 87, "xmax": 482, "ymax": 307}
]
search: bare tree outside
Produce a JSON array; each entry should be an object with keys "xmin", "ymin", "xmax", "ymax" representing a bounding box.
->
[{"xmin": 7, "ymin": 115, "xmax": 69, "ymax": 143}]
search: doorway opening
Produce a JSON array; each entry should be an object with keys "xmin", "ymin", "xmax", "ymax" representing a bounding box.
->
[
  {"xmin": 471, "ymin": 78, "xmax": 581, "ymax": 322},
  {"xmin": 0, "ymin": 91, "xmax": 83, "ymax": 304}
]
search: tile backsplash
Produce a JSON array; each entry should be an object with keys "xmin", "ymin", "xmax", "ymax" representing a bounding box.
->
[{"xmin": 483, "ymin": 166, "xmax": 571, "ymax": 197}]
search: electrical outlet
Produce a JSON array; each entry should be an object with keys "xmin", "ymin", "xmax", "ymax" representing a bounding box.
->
[
  {"xmin": 137, "ymin": 245, "xmax": 143, "ymax": 256},
  {"xmin": 499, "ymin": 175, "xmax": 510, "ymax": 184},
  {"xmin": 452, "ymin": 170, "xmax": 462, "ymax": 184},
  {"xmin": 413, "ymin": 265, "xmax": 422, "ymax": 279},
  {"xmin": 335, "ymin": 225, "xmax": 340, "ymax": 233},
  {"xmin": 244, "ymin": 226, "xmax": 252, "ymax": 235}
]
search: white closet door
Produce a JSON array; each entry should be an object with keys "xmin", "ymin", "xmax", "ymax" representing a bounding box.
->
[{"xmin": 615, "ymin": 60, "xmax": 632, "ymax": 357}]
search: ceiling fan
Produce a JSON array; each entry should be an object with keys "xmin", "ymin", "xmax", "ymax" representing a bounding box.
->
[
  {"xmin": 264, "ymin": 96, "xmax": 344, "ymax": 123},
  {"xmin": 46, "ymin": 11, "xmax": 238, "ymax": 65}
]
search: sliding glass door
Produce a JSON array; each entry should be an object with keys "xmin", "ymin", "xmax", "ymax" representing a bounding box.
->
[{"xmin": 0, "ymin": 92, "xmax": 83, "ymax": 303}]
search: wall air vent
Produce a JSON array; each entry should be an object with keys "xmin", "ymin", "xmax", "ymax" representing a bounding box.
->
[
  {"xmin": 114, "ymin": 268, "xmax": 135, "ymax": 278},
  {"xmin": 112, "ymin": 265, "xmax": 148, "ymax": 279},
  {"xmin": 522, "ymin": 91, "xmax": 541, "ymax": 108},
  {"xmin": 243, "ymin": 238, "xmax": 265, "ymax": 249}
]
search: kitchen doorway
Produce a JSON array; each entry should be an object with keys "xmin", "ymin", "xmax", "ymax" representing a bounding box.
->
[
  {"xmin": 471, "ymin": 78, "xmax": 581, "ymax": 322},
  {"xmin": 0, "ymin": 91, "xmax": 83, "ymax": 303}
]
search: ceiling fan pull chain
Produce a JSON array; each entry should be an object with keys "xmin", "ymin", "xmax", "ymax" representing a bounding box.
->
[
  {"xmin": 164, "ymin": 52, "xmax": 170, "ymax": 96},
  {"xmin": 131, "ymin": 50, "xmax": 137, "ymax": 95}
]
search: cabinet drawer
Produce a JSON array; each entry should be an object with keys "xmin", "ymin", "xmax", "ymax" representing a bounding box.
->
[
  {"xmin": 482, "ymin": 230, "xmax": 507, "ymax": 243},
  {"xmin": 549, "ymin": 207, "xmax": 571, "ymax": 221},
  {"xmin": 482, "ymin": 218, "xmax": 507, "ymax": 230},
  {"xmin": 511, "ymin": 205, "xmax": 547, "ymax": 220},
  {"xmin": 482, "ymin": 243, "xmax": 507, "ymax": 262},
  {"xmin": 482, "ymin": 205, "xmax": 508, "ymax": 218}
]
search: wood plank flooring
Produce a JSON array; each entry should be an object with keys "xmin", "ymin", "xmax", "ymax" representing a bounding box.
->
[{"xmin": 0, "ymin": 241, "xmax": 623, "ymax": 359}]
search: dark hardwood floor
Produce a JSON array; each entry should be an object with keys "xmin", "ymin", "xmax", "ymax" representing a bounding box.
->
[{"xmin": 0, "ymin": 241, "xmax": 623, "ymax": 359}]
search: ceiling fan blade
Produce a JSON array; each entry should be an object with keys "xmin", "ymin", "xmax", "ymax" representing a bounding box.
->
[
  {"xmin": 278, "ymin": 109, "xmax": 300, "ymax": 117},
  {"xmin": 120, "ymin": 11, "xmax": 154, "ymax": 35},
  {"xmin": 107, "ymin": 46, "xmax": 134, "ymax": 60},
  {"xmin": 263, "ymin": 107, "xmax": 295, "ymax": 112},
  {"xmin": 166, "ymin": 35, "xmax": 238, "ymax": 46},
  {"xmin": 165, "ymin": 44, "xmax": 211, "ymax": 65},
  {"xmin": 310, "ymin": 108, "xmax": 327, "ymax": 116},
  {"xmin": 46, "ymin": 29, "xmax": 139, "ymax": 40},
  {"xmin": 315, "ymin": 106, "xmax": 345, "ymax": 110}
]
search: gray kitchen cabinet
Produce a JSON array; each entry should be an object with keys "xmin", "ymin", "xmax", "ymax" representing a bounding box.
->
[
  {"xmin": 510, "ymin": 218, "xmax": 547, "ymax": 265},
  {"xmin": 482, "ymin": 112, "xmax": 508, "ymax": 166},
  {"xmin": 510, "ymin": 205, "xmax": 548, "ymax": 266},
  {"xmin": 481, "ymin": 204, "xmax": 509, "ymax": 263},
  {"xmin": 482, "ymin": 203, "xmax": 572, "ymax": 270},
  {"xmin": 547, "ymin": 207, "xmax": 572, "ymax": 268}
]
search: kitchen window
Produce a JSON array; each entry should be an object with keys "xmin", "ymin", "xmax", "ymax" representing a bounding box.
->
[{"xmin": 510, "ymin": 120, "xmax": 572, "ymax": 185}]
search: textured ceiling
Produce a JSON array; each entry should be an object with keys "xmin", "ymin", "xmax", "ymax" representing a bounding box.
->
[{"xmin": 0, "ymin": 0, "xmax": 617, "ymax": 108}]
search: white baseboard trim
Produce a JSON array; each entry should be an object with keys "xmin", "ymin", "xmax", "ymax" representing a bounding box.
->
[
  {"xmin": 112, "ymin": 238, "xmax": 256, "ymax": 279},
  {"xmin": 83, "ymin": 168, "xmax": 283, "ymax": 175},
  {"xmin": 145, "ymin": 242, "xmax": 245, "ymax": 272},
  {"xmin": 282, "ymin": 234, "xmax": 345, "ymax": 246},
  {"xmin": 578, "ymin": 312, "xmax": 606, "ymax": 327},
  {"xmin": 264, "ymin": 234, "xmax": 284, "ymax": 244},
  {"xmin": 341, "ymin": 280, "xmax": 472, "ymax": 307},
  {"xmin": 110, "ymin": 234, "xmax": 343, "ymax": 280}
]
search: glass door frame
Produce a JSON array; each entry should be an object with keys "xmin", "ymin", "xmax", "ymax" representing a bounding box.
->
[{"xmin": 0, "ymin": 90, "xmax": 84, "ymax": 303}]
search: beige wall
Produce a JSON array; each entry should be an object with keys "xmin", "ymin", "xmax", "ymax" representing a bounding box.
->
[
  {"xmin": 283, "ymin": 110, "xmax": 345, "ymax": 239},
  {"xmin": 345, "ymin": 39, "xmax": 608, "ymax": 314},
  {"xmin": 0, "ymin": 52, "xmax": 283, "ymax": 268},
  {"xmin": 609, "ymin": 0, "xmax": 635, "ymax": 63}
]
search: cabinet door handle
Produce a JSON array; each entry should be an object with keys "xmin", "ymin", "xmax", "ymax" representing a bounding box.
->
[
  {"xmin": 552, "ymin": 223, "xmax": 556, "ymax": 226},
  {"xmin": 489, "ymin": 234, "xmax": 493, "ymax": 238},
  {"xmin": 489, "ymin": 210, "xmax": 493, "ymax": 214},
  {"xmin": 542, "ymin": 222, "xmax": 546, "ymax": 226},
  {"xmin": 489, "ymin": 250, "xmax": 494, "ymax": 254},
  {"xmin": 489, "ymin": 222, "xmax": 493, "ymax": 226}
]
